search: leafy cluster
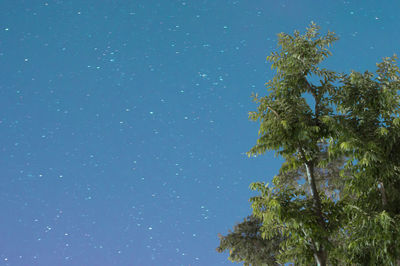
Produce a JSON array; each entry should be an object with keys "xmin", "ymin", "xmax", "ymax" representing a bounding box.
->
[
  {"xmin": 216, "ymin": 215, "xmax": 281, "ymax": 266},
  {"xmin": 217, "ymin": 22, "xmax": 400, "ymax": 265}
]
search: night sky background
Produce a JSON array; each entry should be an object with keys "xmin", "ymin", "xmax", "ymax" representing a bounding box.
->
[{"xmin": 1, "ymin": 0, "xmax": 400, "ymax": 265}]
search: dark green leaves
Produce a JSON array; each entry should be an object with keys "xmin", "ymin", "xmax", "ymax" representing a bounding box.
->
[{"xmin": 216, "ymin": 216, "xmax": 281, "ymax": 266}]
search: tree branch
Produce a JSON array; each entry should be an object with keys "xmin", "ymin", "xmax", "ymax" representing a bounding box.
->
[
  {"xmin": 266, "ymin": 106, "xmax": 281, "ymax": 120},
  {"xmin": 303, "ymin": 76, "xmax": 322, "ymax": 126},
  {"xmin": 378, "ymin": 181, "xmax": 388, "ymax": 207}
]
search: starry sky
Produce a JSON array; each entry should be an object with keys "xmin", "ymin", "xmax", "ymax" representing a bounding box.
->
[{"xmin": 1, "ymin": 0, "xmax": 400, "ymax": 265}]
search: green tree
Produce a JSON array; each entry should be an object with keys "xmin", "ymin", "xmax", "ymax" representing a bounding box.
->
[
  {"xmin": 223, "ymin": 23, "xmax": 400, "ymax": 265},
  {"xmin": 248, "ymin": 22, "xmax": 341, "ymax": 265},
  {"xmin": 220, "ymin": 22, "xmax": 400, "ymax": 265},
  {"xmin": 329, "ymin": 55, "xmax": 400, "ymax": 264}
]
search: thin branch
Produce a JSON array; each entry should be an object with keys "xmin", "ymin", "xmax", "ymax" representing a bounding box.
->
[
  {"xmin": 378, "ymin": 181, "xmax": 388, "ymax": 207},
  {"xmin": 266, "ymin": 106, "xmax": 281, "ymax": 120},
  {"xmin": 303, "ymin": 76, "xmax": 315, "ymax": 93},
  {"xmin": 303, "ymin": 76, "xmax": 322, "ymax": 125}
]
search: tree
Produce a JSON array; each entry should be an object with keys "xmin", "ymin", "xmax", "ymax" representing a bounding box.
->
[
  {"xmin": 329, "ymin": 55, "xmax": 400, "ymax": 265},
  {"xmin": 248, "ymin": 22, "xmax": 341, "ymax": 265},
  {"xmin": 218, "ymin": 22, "xmax": 400, "ymax": 265}
]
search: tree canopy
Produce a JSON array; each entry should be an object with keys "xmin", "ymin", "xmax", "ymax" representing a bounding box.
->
[{"xmin": 217, "ymin": 22, "xmax": 400, "ymax": 265}]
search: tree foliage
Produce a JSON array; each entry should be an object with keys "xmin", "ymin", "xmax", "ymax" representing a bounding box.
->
[
  {"xmin": 216, "ymin": 215, "xmax": 281, "ymax": 266},
  {"xmin": 218, "ymin": 22, "xmax": 400, "ymax": 265},
  {"xmin": 331, "ymin": 54, "xmax": 400, "ymax": 265},
  {"xmin": 217, "ymin": 149, "xmax": 347, "ymax": 265}
]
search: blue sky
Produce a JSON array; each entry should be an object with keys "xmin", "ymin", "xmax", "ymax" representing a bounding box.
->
[{"xmin": 1, "ymin": 0, "xmax": 400, "ymax": 265}]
